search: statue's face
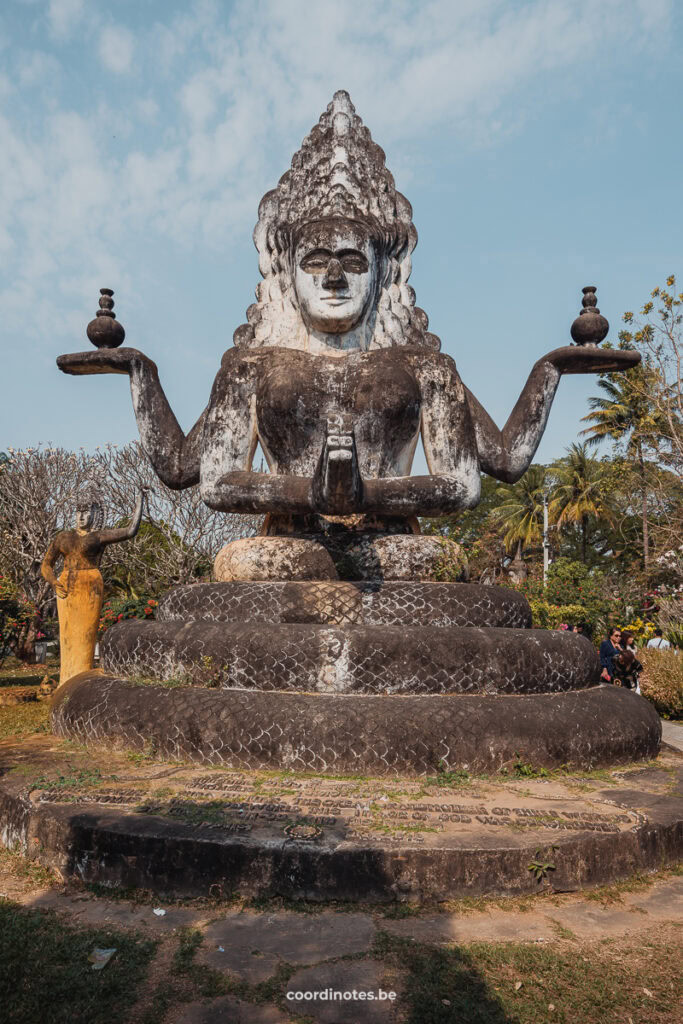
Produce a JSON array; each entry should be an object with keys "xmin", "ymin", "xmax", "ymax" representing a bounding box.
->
[
  {"xmin": 293, "ymin": 219, "xmax": 378, "ymax": 334},
  {"xmin": 76, "ymin": 506, "xmax": 93, "ymax": 530}
]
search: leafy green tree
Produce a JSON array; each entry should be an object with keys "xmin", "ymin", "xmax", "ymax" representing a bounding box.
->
[
  {"xmin": 548, "ymin": 443, "xmax": 613, "ymax": 564},
  {"xmin": 490, "ymin": 465, "xmax": 547, "ymax": 559},
  {"xmin": 581, "ymin": 367, "xmax": 659, "ymax": 573}
]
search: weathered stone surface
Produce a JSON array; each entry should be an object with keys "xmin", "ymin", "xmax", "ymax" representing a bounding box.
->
[
  {"xmin": 214, "ymin": 537, "xmax": 338, "ymax": 582},
  {"xmin": 1, "ymin": 736, "xmax": 680, "ymax": 902},
  {"xmin": 157, "ymin": 580, "xmax": 532, "ymax": 629},
  {"xmin": 58, "ymin": 91, "xmax": 641, "ymax": 523},
  {"xmin": 53, "ymin": 93, "xmax": 652, "ymax": 807},
  {"xmin": 52, "ymin": 674, "xmax": 661, "ymax": 773},
  {"xmin": 337, "ymin": 533, "xmax": 466, "ymax": 581},
  {"xmin": 283, "ymin": 961, "xmax": 399, "ymax": 1022},
  {"xmin": 174, "ymin": 997, "xmax": 288, "ymax": 1024},
  {"xmin": 100, "ymin": 621, "xmax": 599, "ymax": 695},
  {"xmin": 200, "ymin": 912, "xmax": 374, "ymax": 977}
]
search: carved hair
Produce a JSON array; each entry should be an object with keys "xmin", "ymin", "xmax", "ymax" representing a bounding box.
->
[
  {"xmin": 75, "ymin": 480, "xmax": 105, "ymax": 530},
  {"xmin": 233, "ymin": 91, "xmax": 440, "ymax": 353}
]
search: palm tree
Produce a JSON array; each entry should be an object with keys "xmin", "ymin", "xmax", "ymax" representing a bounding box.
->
[
  {"xmin": 581, "ymin": 368, "xmax": 658, "ymax": 573},
  {"xmin": 491, "ymin": 465, "xmax": 547, "ymax": 560},
  {"xmin": 548, "ymin": 443, "xmax": 612, "ymax": 563}
]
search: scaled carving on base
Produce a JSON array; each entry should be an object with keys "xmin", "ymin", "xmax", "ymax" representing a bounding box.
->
[
  {"xmin": 52, "ymin": 92, "xmax": 658, "ymax": 773},
  {"xmin": 41, "ymin": 486, "xmax": 144, "ymax": 685}
]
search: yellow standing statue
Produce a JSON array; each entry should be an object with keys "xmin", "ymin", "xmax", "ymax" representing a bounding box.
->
[{"xmin": 41, "ymin": 485, "xmax": 145, "ymax": 686}]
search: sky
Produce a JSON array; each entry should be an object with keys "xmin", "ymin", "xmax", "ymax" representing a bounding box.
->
[{"xmin": 1, "ymin": 0, "xmax": 682, "ymax": 475}]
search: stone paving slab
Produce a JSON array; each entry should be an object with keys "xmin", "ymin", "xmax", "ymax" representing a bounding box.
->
[
  {"xmin": 172, "ymin": 996, "xmax": 291, "ymax": 1023},
  {"xmin": 284, "ymin": 960, "xmax": 400, "ymax": 1023},
  {"xmin": 661, "ymin": 719, "xmax": 683, "ymax": 752},
  {"xmin": 200, "ymin": 911, "xmax": 375, "ymax": 980},
  {"xmin": 381, "ymin": 876, "xmax": 683, "ymax": 945},
  {"xmin": 25, "ymin": 891, "xmax": 206, "ymax": 934}
]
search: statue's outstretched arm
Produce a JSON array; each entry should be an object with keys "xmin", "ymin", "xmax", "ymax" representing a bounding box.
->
[
  {"xmin": 57, "ymin": 349, "xmax": 204, "ymax": 489},
  {"xmin": 98, "ymin": 490, "xmax": 146, "ymax": 545},
  {"xmin": 362, "ymin": 353, "xmax": 481, "ymax": 516},
  {"xmin": 466, "ymin": 346, "xmax": 641, "ymax": 484}
]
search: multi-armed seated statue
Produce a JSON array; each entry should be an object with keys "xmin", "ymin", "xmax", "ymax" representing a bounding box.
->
[{"xmin": 53, "ymin": 92, "xmax": 659, "ymax": 773}]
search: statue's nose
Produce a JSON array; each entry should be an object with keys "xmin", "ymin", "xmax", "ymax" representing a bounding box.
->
[{"xmin": 322, "ymin": 258, "xmax": 347, "ymax": 290}]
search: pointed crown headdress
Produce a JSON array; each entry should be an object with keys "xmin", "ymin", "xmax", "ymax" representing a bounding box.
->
[{"xmin": 233, "ymin": 91, "xmax": 440, "ymax": 352}]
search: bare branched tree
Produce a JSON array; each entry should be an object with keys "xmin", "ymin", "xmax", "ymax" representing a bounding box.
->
[
  {"xmin": 0, "ymin": 446, "xmax": 99, "ymax": 614},
  {"xmin": 0, "ymin": 443, "xmax": 262, "ymax": 654},
  {"xmin": 91, "ymin": 443, "xmax": 261, "ymax": 596}
]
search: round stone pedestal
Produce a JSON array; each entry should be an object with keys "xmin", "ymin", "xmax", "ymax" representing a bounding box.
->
[{"xmin": 1, "ymin": 733, "xmax": 679, "ymax": 902}]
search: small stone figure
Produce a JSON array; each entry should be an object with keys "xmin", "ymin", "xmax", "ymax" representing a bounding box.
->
[
  {"xmin": 570, "ymin": 286, "xmax": 609, "ymax": 346},
  {"xmin": 41, "ymin": 485, "xmax": 145, "ymax": 685},
  {"xmin": 86, "ymin": 288, "xmax": 125, "ymax": 348}
]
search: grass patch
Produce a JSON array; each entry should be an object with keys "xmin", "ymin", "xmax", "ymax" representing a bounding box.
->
[
  {"xmin": 0, "ymin": 844, "xmax": 59, "ymax": 889},
  {"xmin": 0, "ymin": 899, "xmax": 156, "ymax": 1024},
  {"xmin": 0, "ymin": 701, "xmax": 49, "ymax": 740},
  {"xmin": 373, "ymin": 930, "xmax": 682, "ymax": 1023},
  {"xmin": 0, "ymin": 655, "xmax": 59, "ymax": 688},
  {"xmin": 33, "ymin": 766, "xmax": 110, "ymax": 790}
]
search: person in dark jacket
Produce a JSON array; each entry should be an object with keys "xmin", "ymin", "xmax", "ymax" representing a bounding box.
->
[{"xmin": 599, "ymin": 628, "xmax": 622, "ymax": 683}]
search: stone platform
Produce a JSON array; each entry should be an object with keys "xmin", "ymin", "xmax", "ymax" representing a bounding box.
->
[
  {"xmin": 52, "ymin": 576, "xmax": 661, "ymax": 772},
  {"xmin": 51, "ymin": 674, "xmax": 661, "ymax": 773},
  {"xmin": 1, "ymin": 735, "xmax": 680, "ymax": 902}
]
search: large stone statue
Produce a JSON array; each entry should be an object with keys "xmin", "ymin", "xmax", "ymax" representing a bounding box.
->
[
  {"xmin": 57, "ymin": 91, "xmax": 634, "ymax": 529},
  {"xmin": 41, "ymin": 486, "xmax": 144, "ymax": 685},
  {"xmin": 52, "ymin": 93, "xmax": 658, "ymax": 775}
]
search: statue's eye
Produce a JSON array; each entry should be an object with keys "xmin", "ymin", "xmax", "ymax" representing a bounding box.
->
[
  {"xmin": 339, "ymin": 252, "xmax": 369, "ymax": 274},
  {"xmin": 300, "ymin": 250, "xmax": 332, "ymax": 273}
]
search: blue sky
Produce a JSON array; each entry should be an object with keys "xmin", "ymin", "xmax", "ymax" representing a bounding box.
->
[{"xmin": 1, "ymin": 0, "xmax": 681, "ymax": 474}]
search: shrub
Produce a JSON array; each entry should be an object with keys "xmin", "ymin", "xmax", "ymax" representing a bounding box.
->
[
  {"xmin": 0, "ymin": 575, "xmax": 34, "ymax": 665},
  {"xmin": 507, "ymin": 559, "xmax": 616, "ymax": 640},
  {"xmin": 639, "ymin": 650, "xmax": 683, "ymax": 719},
  {"xmin": 528, "ymin": 600, "xmax": 587, "ymax": 631},
  {"xmin": 99, "ymin": 595, "xmax": 158, "ymax": 636}
]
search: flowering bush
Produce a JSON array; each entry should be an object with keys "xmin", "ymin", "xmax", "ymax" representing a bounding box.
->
[
  {"xmin": 0, "ymin": 574, "xmax": 34, "ymax": 665},
  {"xmin": 615, "ymin": 618, "xmax": 657, "ymax": 646},
  {"xmin": 639, "ymin": 650, "xmax": 683, "ymax": 719},
  {"xmin": 99, "ymin": 595, "xmax": 158, "ymax": 636}
]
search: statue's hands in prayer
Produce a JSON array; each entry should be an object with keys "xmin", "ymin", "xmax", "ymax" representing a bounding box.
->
[
  {"xmin": 538, "ymin": 346, "xmax": 640, "ymax": 376},
  {"xmin": 57, "ymin": 348, "xmax": 157, "ymax": 378},
  {"xmin": 312, "ymin": 414, "xmax": 364, "ymax": 515}
]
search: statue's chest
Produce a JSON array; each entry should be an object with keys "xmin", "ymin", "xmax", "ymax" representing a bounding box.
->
[{"xmin": 255, "ymin": 350, "xmax": 421, "ymax": 459}]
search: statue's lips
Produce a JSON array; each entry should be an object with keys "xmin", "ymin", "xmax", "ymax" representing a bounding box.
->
[{"xmin": 320, "ymin": 296, "xmax": 350, "ymax": 305}]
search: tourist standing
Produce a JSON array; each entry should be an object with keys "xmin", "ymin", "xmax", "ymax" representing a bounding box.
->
[
  {"xmin": 599, "ymin": 628, "xmax": 622, "ymax": 683},
  {"xmin": 620, "ymin": 631, "xmax": 643, "ymax": 692}
]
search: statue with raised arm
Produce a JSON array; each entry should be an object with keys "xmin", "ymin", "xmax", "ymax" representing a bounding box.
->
[
  {"xmin": 50, "ymin": 93, "xmax": 658, "ymax": 781},
  {"xmin": 57, "ymin": 92, "xmax": 637, "ymax": 547},
  {"xmin": 41, "ymin": 485, "xmax": 144, "ymax": 685}
]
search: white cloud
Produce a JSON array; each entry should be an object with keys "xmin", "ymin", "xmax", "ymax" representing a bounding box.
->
[
  {"xmin": 98, "ymin": 23, "xmax": 135, "ymax": 74},
  {"xmin": 47, "ymin": 0, "xmax": 84, "ymax": 39},
  {"xmin": 0, "ymin": 0, "xmax": 674, "ymax": 347}
]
